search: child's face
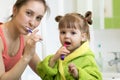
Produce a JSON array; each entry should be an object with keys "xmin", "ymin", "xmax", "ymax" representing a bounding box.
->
[
  {"xmin": 59, "ymin": 28, "xmax": 86, "ymax": 52},
  {"xmin": 13, "ymin": 0, "xmax": 45, "ymax": 34}
]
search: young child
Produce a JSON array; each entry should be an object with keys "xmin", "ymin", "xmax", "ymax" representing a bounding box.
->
[{"xmin": 37, "ymin": 11, "xmax": 102, "ymax": 80}]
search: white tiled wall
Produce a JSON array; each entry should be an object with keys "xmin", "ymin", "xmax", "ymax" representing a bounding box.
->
[{"xmin": 93, "ymin": 29, "xmax": 120, "ymax": 73}]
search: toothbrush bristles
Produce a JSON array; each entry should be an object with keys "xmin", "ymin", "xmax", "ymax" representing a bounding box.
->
[
  {"xmin": 27, "ymin": 27, "xmax": 32, "ymax": 33},
  {"xmin": 28, "ymin": 29, "xmax": 32, "ymax": 33}
]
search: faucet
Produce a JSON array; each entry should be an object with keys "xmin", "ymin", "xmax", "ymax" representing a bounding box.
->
[{"xmin": 108, "ymin": 52, "xmax": 120, "ymax": 72}]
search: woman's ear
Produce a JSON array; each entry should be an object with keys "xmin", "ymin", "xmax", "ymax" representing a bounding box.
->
[
  {"xmin": 81, "ymin": 33, "xmax": 87, "ymax": 41},
  {"xmin": 12, "ymin": 6, "xmax": 17, "ymax": 17}
]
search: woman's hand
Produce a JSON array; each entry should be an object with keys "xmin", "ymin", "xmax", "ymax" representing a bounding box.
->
[
  {"xmin": 68, "ymin": 63, "xmax": 78, "ymax": 79},
  {"xmin": 23, "ymin": 29, "xmax": 42, "ymax": 61}
]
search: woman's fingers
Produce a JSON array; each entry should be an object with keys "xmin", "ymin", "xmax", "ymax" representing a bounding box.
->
[{"xmin": 30, "ymin": 29, "xmax": 43, "ymax": 42}]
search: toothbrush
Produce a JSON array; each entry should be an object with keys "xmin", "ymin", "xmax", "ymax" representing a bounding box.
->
[
  {"xmin": 27, "ymin": 27, "xmax": 44, "ymax": 44},
  {"xmin": 61, "ymin": 43, "xmax": 66, "ymax": 60},
  {"xmin": 27, "ymin": 27, "xmax": 32, "ymax": 33}
]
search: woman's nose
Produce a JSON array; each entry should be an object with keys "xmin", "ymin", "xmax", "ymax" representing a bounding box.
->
[{"xmin": 29, "ymin": 19, "xmax": 36, "ymax": 28}]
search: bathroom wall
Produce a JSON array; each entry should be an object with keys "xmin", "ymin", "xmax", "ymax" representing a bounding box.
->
[
  {"xmin": 0, "ymin": 0, "xmax": 16, "ymax": 22},
  {"xmin": 93, "ymin": 29, "xmax": 120, "ymax": 72}
]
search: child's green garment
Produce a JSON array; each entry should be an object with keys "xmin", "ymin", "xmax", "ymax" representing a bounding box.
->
[{"xmin": 36, "ymin": 41, "xmax": 102, "ymax": 80}]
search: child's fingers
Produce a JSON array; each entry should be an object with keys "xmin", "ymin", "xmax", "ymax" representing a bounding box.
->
[
  {"xmin": 62, "ymin": 47, "xmax": 70, "ymax": 54},
  {"xmin": 68, "ymin": 63, "xmax": 76, "ymax": 72}
]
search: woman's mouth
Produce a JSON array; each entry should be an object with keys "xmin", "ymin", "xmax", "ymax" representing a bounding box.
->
[{"xmin": 26, "ymin": 27, "xmax": 32, "ymax": 33}]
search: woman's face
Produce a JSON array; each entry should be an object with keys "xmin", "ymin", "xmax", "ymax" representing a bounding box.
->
[{"xmin": 13, "ymin": 0, "xmax": 45, "ymax": 34}]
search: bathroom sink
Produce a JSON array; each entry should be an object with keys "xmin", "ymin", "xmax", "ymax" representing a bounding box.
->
[{"xmin": 102, "ymin": 72, "xmax": 120, "ymax": 80}]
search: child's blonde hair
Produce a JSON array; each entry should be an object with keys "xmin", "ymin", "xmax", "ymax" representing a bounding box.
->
[{"xmin": 55, "ymin": 11, "xmax": 92, "ymax": 40}]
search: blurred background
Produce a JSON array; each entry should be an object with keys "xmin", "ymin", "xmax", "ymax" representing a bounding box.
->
[{"xmin": 0, "ymin": 0, "xmax": 120, "ymax": 80}]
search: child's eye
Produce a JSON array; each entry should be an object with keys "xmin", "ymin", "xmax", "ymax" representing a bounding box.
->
[
  {"xmin": 71, "ymin": 31, "xmax": 76, "ymax": 35},
  {"xmin": 60, "ymin": 31, "xmax": 66, "ymax": 34}
]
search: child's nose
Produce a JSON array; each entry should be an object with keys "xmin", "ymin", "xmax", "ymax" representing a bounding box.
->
[{"xmin": 65, "ymin": 33, "xmax": 71, "ymax": 38}]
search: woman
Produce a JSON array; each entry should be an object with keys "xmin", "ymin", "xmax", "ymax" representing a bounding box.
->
[{"xmin": 0, "ymin": 0, "xmax": 48, "ymax": 80}]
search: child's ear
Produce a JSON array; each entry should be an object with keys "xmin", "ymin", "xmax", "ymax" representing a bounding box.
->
[{"xmin": 81, "ymin": 33, "xmax": 87, "ymax": 41}]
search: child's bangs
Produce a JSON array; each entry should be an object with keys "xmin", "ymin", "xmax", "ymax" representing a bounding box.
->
[{"xmin": 59, "ymin": 20, "xmax": 78, "ymax": 29}]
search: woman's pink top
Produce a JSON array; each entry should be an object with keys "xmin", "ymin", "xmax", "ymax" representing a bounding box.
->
[{"xmin": 0, "ymin": 26, "xmax": 24, "ymax": 72}]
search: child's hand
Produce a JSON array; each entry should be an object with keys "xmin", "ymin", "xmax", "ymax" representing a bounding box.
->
[
  {"xmin": 49, "ymin": 46, "xmax": 70, "ymax": 67},
  {"xmin": 68, "ymin": 63, "xmax": 78, "ymax": 79},
  {"xmin": 54, "ymin": 46, "xmax": 70, "ymax": 61}
]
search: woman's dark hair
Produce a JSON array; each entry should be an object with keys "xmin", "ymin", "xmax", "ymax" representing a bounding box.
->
[{"xmin": 11, "ymin": 0, "xmax": 49, "ymax": 17}]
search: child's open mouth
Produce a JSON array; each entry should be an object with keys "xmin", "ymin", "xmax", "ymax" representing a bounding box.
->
[{"xmin": 64, "ymin": 42, "xmax": 71, "ymax": 46}]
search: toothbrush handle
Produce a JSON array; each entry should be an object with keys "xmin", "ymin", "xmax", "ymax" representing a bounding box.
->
[
  {"xmin": 61, "ymin": 54, "xmax": 65, "ymax": 60},
  {"xmin": 28, "ymin": 29, "xmax": 32, "ymax": 33},
  {"xmin": 60, "ymin": 44, "xmax": 66, "ymax": 60}
]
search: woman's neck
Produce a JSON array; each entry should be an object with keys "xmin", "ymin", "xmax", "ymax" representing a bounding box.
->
[{"xmin": 3, "ymin": 21, "xmax": 20, "ymax": 40}]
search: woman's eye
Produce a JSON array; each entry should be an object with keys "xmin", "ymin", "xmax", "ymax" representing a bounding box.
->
[
  {"xmin": 26, "ymin": 11, "xmax": 32, "ymax": 16},
  {"xmin": 36, "ymin": 16, "xmax": 42, "ymax": 21}
]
